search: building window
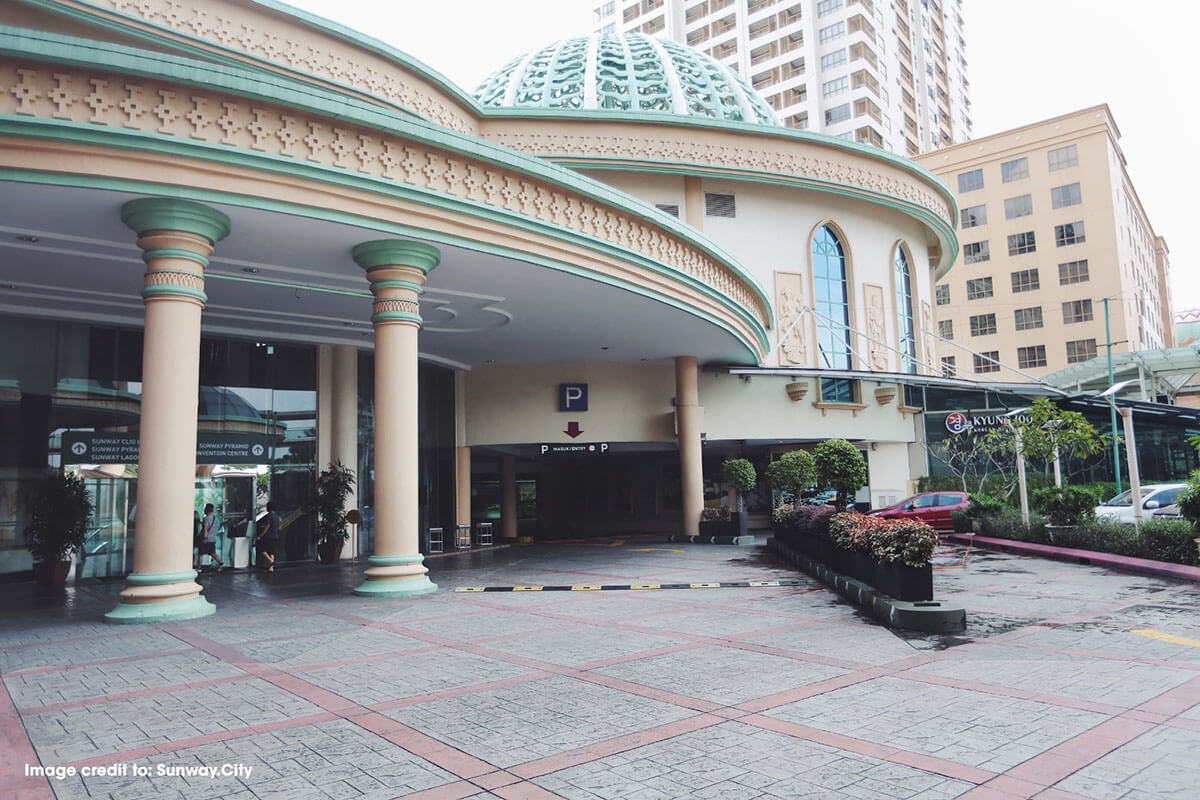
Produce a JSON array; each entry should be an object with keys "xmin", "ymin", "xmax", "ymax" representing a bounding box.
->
[
  {"xmin": 813, "ymin": 225, "xmax": 854, "ymax": 399},
  {"xmin": 957, "ymin": 168, "xmax": 984, "ymax": 193},
  {"xmin": 963, "ymin": 241, "xmax": 990, "ymax": 264},
  {"xmin": 1011, "ymin": 268, "xmax": 1040, "ymax": 293},
  {"xmin": 821, "ymin": 49, "xmax": 847, "ymax": 70},
  {"xmin": 1055, "ymin": 221, "xmax": 1085, "ymax": 247},
  {"xmin": 817, "ymin": 0, "xmax": 844, "ymax": 16},
  {"xmin": 1001, "ymin": 157, "xmax": 1029, "ymax": 183},
  {"xmin": 824, "ymin": 103, "xmax": 851, "ymax": 125},
  {"xmin": 1059, "ymin": 259, "xmax": 1090, "ymax": 285},
  {"xmin": 1066, "ymin": 338, "xmax": 1097, "ymax": 363},
  {"xmin": 960, "ymin": 204, "xmax": 986, "ymax": 228},
  {"xmin": 822, "ymin": 76, "xmax": 849, "ymax": 97},
  {"xmin": 1051, "ymin": 182, "xmax": 1082, "ymax": 209},
  {"xmin": 1017, "ymin": 345, "xmax": 1047, "ymax": 369},
  {"xmin": 895, "ymin": 246, "xmax": 917, "ymax": 373},
  {"xmin": 655, "ymin": 203, "xmax": 680, "ymax": 218},
  {"xmin": 969, "ymin": 313, "xmax": 997, "ymax": 337},
  {"xmin": 966, "ymin": 277, "xmax": 993, "ymax": 300},
  {"xmin": 1014, "ymin": 306, "xmax": 1043, "ymax": 331},
  {"xmin": 938, "ymin": 319, "xmax": 953, "ymax": 340},
  {"xmin": 1048, "ymin": 144, "xmax": 1078, "ymax": 171},
  {"xmin": 818, "ymin": 21, "xmax": 845, "ymax": 43},
  {"xmin": 973, "ymin": 351, "xmax": 1000, "ymax": 374},
  {"xmin": 1003, "ymin": 194, "xmax": 1033, "ymax": 219},
  {"xmin": 1062, "ymin": 299, "xmax": 1094, "ymax": 324},
  {"xmin": 935, "ymin": 284, "xmax": 950, "ymax": 306},
  {"xmin": 941, "ymin": 355, "xmax": 956, "ymax": 377},
  {"xmin": 705, "ymin": 193, "xmax": 736, "ymax": 217},
  {"xmin": 1007, "ymin": 231, "xmax": 1036, "ymax": 255}
]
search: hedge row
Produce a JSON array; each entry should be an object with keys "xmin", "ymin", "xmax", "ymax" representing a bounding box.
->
[{"xmin": 774, "ymin": 506, "xmax": 937, "ymax": 567}]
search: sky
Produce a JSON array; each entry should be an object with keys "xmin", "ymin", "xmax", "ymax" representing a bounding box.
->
[{"xmin": 284, "ymin": 0, "xmax": 1196, "ymax": 316}]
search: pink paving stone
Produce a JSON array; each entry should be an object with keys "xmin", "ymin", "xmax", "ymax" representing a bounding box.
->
[
  {"xmin": 745, "ymin": 714, "xmax": 902, "ymax": 761},
  {"xmin": 1, "ymin": 678, "xmax": 53, "ymax": 799},
  {"xmin": 368, "ymin": 672, "xmax": 551, "ymax": 712},
  {"xmin": 734, "ymin": 668, "xmax": 876, "ymax": 712},
  {"xmin": 7, "ymin": 647, "xmax": 194, "ymax": 677},
  {"xmin": 471, "ymin": 770, "xmax": 523, "ymax": 790},
  {"xmin": 491, "ymin": 781, "xmax": 570, "ymax": 800},
  {"xmin": 402, "ymin": 780, "xmax": 488, "ymax": 800},
  {"xmin": 572, "ymin": 671, "xmax": 722, "ymax": 712},
  {"xmin": 975, "ymin": 774, "xmax": 1052, "ymax": 797},
  {"xmin": 897, "ymin": 669, "xmax": 1127, "ymax": 716},
  {"xmin": 370, "ymin": 717, "xmax": 496, "ymax": 778},
  {"xmin": 265, "ymin": 673, "xmax": 363, "ymax": 713},
  {"xmin": 1007, "ymin": 751, "xmax": 1107, "ymax": 785}
]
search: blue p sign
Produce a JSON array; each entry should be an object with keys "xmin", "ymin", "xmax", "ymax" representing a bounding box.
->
[{"xmin": 559, "ymin": 383, "xmax": 588, "ymax": 412}]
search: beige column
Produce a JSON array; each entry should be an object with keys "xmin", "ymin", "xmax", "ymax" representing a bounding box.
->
[
  {"xmin": 675, "ymin": 356, "xmax": 704, "ymax": 536},
  {"xmin": 456, "ymin": 448, "xmax": 472, "ymax": 528},
  {"xmin": 683, "ymin": 176, "xmax": 705, "ymax": 231},
  {"xmin": 501, "ymin": 454, "xmax": 518, "ymax": 540},
  {"xmin": 331, "ymin": 345, "xmax": 358, "ymax": 558},
  {"xmin": 352, "ymin": 240, "xmax": 439, "ymax": 597},
  {"xmin": 106, "ymin": 198, "xmax": 230, "ymax": 624}
]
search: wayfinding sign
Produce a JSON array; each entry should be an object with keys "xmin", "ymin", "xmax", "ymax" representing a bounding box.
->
[
  {"xmin": 539, "ymin": 442, "xmax": 609, "ymax": 456},
  {"xmin": 62, "ymin": 432, "xmax": 275, "ymax": 464}
]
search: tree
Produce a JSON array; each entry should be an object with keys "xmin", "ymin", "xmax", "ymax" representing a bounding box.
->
[
  {"xmin": 923, "ymin": 428, "xmax": 1016, "ymax": 495},
  {"xmin": 814, "ymin": 438, "xmax": 867, "ymax": 511},
  {"xmin": 765, "ymin": 450, "xmax": 816, "ymax": 501},
  {"xmin": 722, "ymin": 458, "xmax": 757, "ymax": 512},
  {"xmin": 987, "ymin": 398, "xmax": 1103, "ymax": 483}
]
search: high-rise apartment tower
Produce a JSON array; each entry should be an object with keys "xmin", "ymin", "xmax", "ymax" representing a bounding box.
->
[{"xmin": 593, "ymin": 0, "xmax": 971, "ymax": 155}]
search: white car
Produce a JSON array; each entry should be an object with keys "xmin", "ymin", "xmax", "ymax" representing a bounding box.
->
[{"xmin": 1095, "ymin": 483, "xmax": 1188, "ymax": 523}]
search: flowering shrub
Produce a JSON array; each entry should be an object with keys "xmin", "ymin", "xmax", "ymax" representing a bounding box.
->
[
  {"xmin": 829, "ymin": 512, "xmax": 939, "ymax": 567},
  {"xmin": 772, "ymin": 503, "xmax": 795, "ymax": 525},
  {"xmin": 701, "ymin": 507, "xmax": 730, "ymax": 522}
]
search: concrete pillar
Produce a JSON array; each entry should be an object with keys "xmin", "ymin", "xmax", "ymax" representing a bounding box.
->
[
  {"xmin": 106, "ymin": 198, "xmax": 230, "ymax": 624},
  {"xmin": 352, "ymin": 240, "xmax": 439, "ymax": 597},
  {"xmin": 683, "ymin": 176, "xmax": 704, "ymax": 231},
  {"xmin": 456, "ymin": 447, "xmax": 472, "ymax": 528},
  {"xmin": 331, "ymin": 345, "xmax": 358, "ymax": 558},
  {"xmin": 675, "ymin": 356, "xmax": 704, "ymax": 535},
  {"xmin": 501, "ymin": 454, "xmax": 518, "ymax": 540},
  {"xmin": 316, "ymin": 345, "xmax": 332, "ymax": 475}
]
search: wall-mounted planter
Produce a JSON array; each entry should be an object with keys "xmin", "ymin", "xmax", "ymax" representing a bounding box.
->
[{"xmin": 785, "ymin": 381, "xmax": 809, "ymax": 401}]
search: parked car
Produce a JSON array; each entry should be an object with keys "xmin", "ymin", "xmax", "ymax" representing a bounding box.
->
[
  {"xmin": 869, "ymin": 491, "xmax": 968, "ymax": 531},
  {"xmin": 1095, "ymin": 483, "xmax": 1188, "ymax": 523}
]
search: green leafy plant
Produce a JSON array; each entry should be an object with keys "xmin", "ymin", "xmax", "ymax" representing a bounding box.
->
[
  {"xmin": 814, "ymin": 438, "xmax": 867, "ymax": 511},
  {"xmin": 987, "ymin": 398, "xmax": 1104, "ymax": 478},
  {"xmin": 1178, "ymin": 471, "xmax": 1200, "ymax": 529},
  {"xmin": 311, "ymin": 461, "xmax": 356, "ymax": 546},
  {"xmin": 966, "ymin": 492, "xmax": 1005, "ymax": 518},
  {"xmin": 829, "ymin": 511, "xmax": 875, "ymax": 553},
  {"xmin": 1031, "ymin": 486, "xmax": 1099, "ymax": 527},
  {"xmin": 722, "ymin": 458, "xmax": 757, "ymax": 512},
  {"xmin": 701, "ymin": 506, "xmax": 731, "ymax": 522},
  {"xmin": 24, "ymin": 471, "xmax": 93, "ymax": 563},
  {"xmin": 765, "ymin": 450, "xmax": 816, "ymax": 499},
  {"xmin": 873, "ymin": 518, "xmax": 939, "ymax": 567}
]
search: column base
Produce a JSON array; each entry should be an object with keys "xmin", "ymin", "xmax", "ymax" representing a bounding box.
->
[
  {"xmin": 354, "ymin": 554, "xmax": 438, "ymax": 597},
  {"xmin": 104, "ymin": 570, "xmax": 215, "ymax": 624}
]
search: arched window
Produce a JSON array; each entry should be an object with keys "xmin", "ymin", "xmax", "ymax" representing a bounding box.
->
[
  {"xmin": 894, "ymin": 245, "xmax": 917, "ymax": 373},
  {"xmin": 812, "ymin": 225, "xmax": 854, "ymax": 402}
]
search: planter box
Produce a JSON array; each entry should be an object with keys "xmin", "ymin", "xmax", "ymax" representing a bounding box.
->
[
  {"xmin": 844, "ymin": 550, "xmax": 876, "ymax": 585},
  {"xmin": 874, "ymin": 561, "xmax": 933, "ymax": 601},
  {"xmin": 698, "ymin": 511, "xmax": 748, "ymax": 538}
]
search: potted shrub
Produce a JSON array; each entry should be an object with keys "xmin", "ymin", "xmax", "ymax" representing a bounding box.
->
[
  {"xmin": 814, "ymin": 439, "xmax": 867, "ymax": 511},
  {"xmin": 829, "ymin": 512, "xmax": 878, "ymax": 582},
  {"xmin": 1177, "ymin": 472, "xmax": 1200, "ymax": 558},
  {"xmin": 24, "ymin": 471, "xmax": 93, "ymax": 589},
  {"xmin": 721, "ymin": 458, "xmax": 756, "ymax": 536},
  {"xmin": 311, "ymin": 460, "xmax": 356, "ymax": 564},
  {"xmin": 872, "ymin": 518, "xmax": 937, "ymax": 601},
  {"xmin": 766, "ymin": 450, "xmax": 815, "ymax": 540},
  {"xmin": 966, "ymin": 492, "xmax": 1005, "ymax": 533},
  {"xmin": 698, "ymin": 506, "xmax": 742, "ymax": 538},
  {"xmin": 1032, "ymin": 486, "xmax": 1097, "ymax": 543}
]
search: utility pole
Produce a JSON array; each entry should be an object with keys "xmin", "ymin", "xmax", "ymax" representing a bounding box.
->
[{"xmin": 1104, "ymin": 297, "xmax": 1122, "ymax": 494}]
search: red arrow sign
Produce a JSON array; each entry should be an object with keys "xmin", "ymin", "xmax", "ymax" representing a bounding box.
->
[{"xmin": 564, "ymin": 421, "xmax": 583, "ymax": 438}]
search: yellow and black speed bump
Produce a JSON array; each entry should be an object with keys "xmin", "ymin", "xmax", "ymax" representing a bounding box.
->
[{"xmin": 454, "ymin": 579, "xmax": 806, "ymax": 593}]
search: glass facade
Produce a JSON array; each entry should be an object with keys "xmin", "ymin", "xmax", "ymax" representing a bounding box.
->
[
  {"xmin": 0, "ymin": 316, "xmax": 456, "ymax": 579},
  {"xmin": 813, "ymin": 225, "xmax": 854, "ymax": 402},
  {"xmin": 894, "ymin": 247, "xmax": 917, "ymax": 373}
]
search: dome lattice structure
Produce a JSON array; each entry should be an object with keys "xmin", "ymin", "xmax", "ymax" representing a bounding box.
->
[{"xmin": 475, "ymin": 33, "xmax": 779, "ymax": 126}]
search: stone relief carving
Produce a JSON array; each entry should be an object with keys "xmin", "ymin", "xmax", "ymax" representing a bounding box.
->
[
  {"xmin": 774, "ymin": 272, "xmax": 807, "ymax": 367},
  {"xmin": 863, "ymin": 283, "xmax": 888, "ymax": 372},
  {"xmin": 485, "ymin": 131, "xmax": 953, "ymax": 230},
  {"xmin": 92, "ymin": 0, "xmax": 476, "ymax": 133},
  {"xmin": 0, "ymin": 60, "xmax": 768, "ymax": 336}
]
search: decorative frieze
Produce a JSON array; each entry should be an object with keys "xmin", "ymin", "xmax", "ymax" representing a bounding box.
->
[
  {"xmin": 863, "ymin": 283, "xmax": 889, "ymax": 371},
  {"xmin": 485, "ymin": 130, "xmax": 954, "ymax": 231},
  {"xmin": 774, "ymin": 271, "xmax": 808, "ymax": 367}
]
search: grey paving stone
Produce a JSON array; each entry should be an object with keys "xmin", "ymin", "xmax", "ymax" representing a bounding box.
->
[
  {"xmin": 741, "ymin": 620, "xmax": 918, "ymax": 666},
  {"xmin": 533, "ymin": 721, "xmax": 971, "ymax": 799},
  {"xmin": 764, "ymin": 675, "xmax": 1105, "ymax": 771},
  {"xmin": 1057, "ymin": 724, "xmax": 1200, "ymax": 799},
  {"xmin": 482, "ymin": 626, "xmax": 684, "ymax": 667},
  {"xmin": 231, "ymin": 626, "xmax": 425, "ymax": 667},
  {"xmin": 0, "ymin": 628, "xmax": 186, "ymax": 673},
  {"xmin": 594, "ymin": 644, "xmax": 846, "ymax": 705},
  {"xmin": 386, "ymin": 675, "xmax": 696, "ymax": 768}
]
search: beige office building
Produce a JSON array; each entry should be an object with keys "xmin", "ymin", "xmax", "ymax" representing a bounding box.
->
[
  {"xmin": 593, "ymin": 0, "xmax": 971, "ymax": 155},
  {"xmin": 916, "ymin": 105, "xmax": 1174, "ymax": 381}
]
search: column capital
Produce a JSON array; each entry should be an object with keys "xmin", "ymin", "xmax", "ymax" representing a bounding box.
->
[
  {"xmin": 121, "ymin": 198, "xmax": 231, "ymax": 244},
  {"xmin": 352, "ymin": 240, "xmax": 440, "ymax": 274}
]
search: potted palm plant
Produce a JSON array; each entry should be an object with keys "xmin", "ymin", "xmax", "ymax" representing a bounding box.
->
[
  {"xmin": 24, "ymin": 471, "xmax": 93, "ymax": 589},
  {"xmin": 311, "ymin": 461, "xmax": 355, "ymax": 564}
]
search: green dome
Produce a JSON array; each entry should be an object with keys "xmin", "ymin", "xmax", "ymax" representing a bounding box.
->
[{"xmin": 475, "ymin": 33, "xmax": 780, "ymax": 126}]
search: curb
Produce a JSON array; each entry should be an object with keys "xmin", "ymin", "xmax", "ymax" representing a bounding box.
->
[
  {"xmin": 944, "ymin": 534, "xmax": 1200, "ymax": 582},
  {"xmin": 666, "ymin": 534, "xmax": 757, "ymax": 545},
  {"xmin": 767, "ymin": 539, "xmax": 966, "ymax": 633}
]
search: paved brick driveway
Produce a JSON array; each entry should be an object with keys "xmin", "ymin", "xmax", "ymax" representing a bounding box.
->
[{"xmin": 2, "ymin": 536, "xmax": 1198, "ymax": 799}]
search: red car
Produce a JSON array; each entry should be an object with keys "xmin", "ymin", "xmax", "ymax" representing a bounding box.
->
[{"xmin": 870, "ymin": 491, "xmax": 968, "ymax": 532}]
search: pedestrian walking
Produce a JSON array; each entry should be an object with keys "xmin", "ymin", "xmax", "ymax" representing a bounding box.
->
[
  {"xmin": 196, "ymin": 503, "xmax": 224, "ymax": 570},
  {"xmin": 255, "ymin": 501, "xmax": 281, "ymax": 572}
]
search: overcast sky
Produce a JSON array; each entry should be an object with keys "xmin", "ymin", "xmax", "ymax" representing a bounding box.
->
[{"xmin": 284, "ymin": 0, "xmax": 1196, "ymax": 317}]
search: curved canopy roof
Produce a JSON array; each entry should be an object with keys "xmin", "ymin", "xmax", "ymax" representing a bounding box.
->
[{"xmin": 475, "ymin": 33, "xmax": 779, "ymax": 126}]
